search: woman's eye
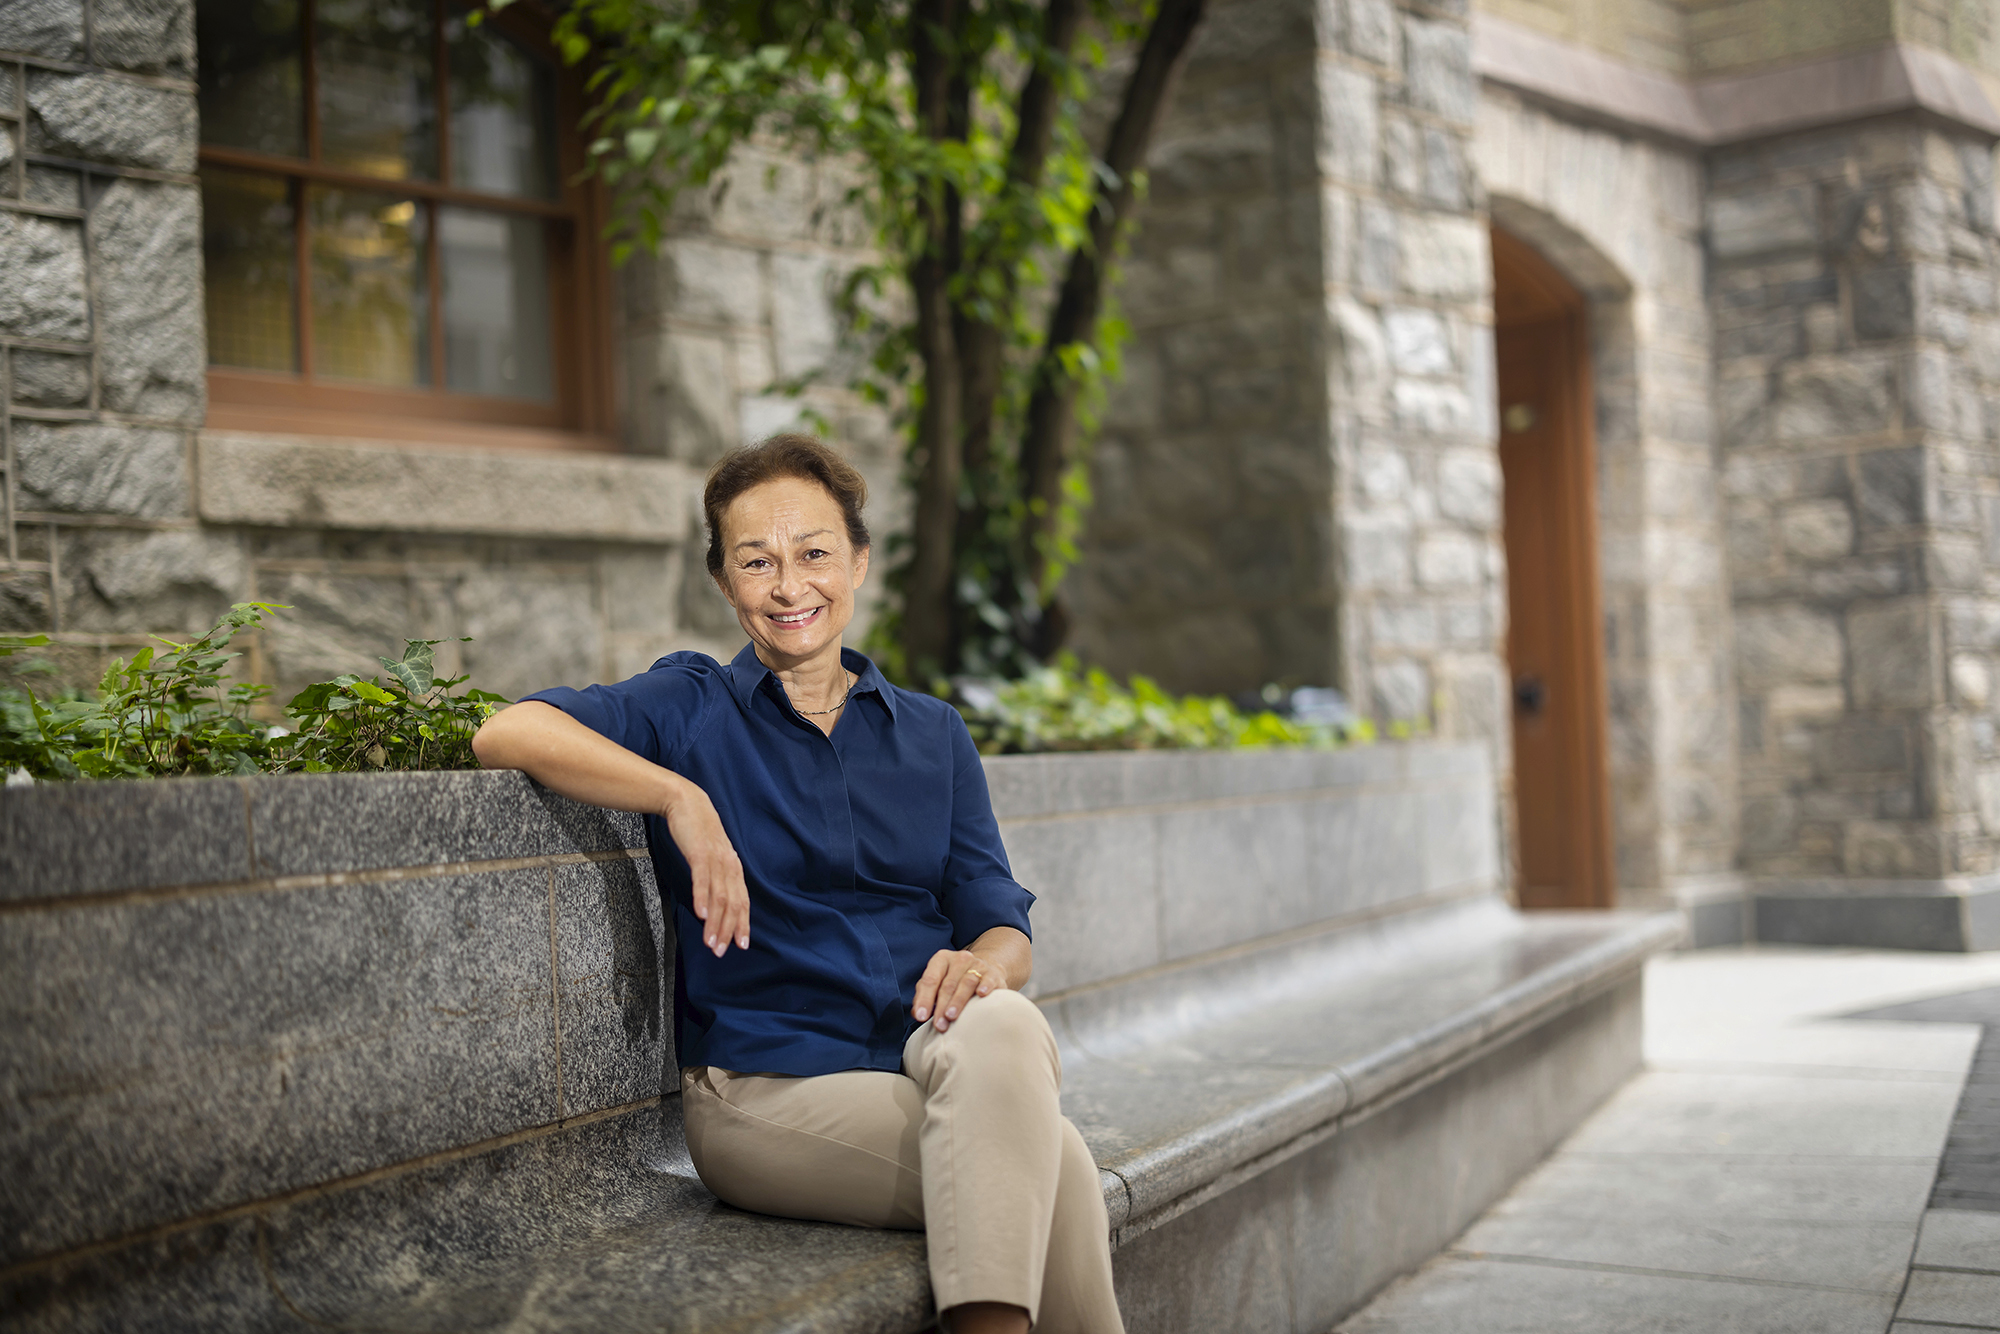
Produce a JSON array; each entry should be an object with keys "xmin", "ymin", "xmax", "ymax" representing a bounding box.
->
[{"xmin": 805, "ymin": 549, "xmax": 828, "ymax": 560}]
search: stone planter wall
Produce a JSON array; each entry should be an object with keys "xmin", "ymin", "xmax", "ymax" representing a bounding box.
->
[{"xmin": 0, "ymin": 739, "xmax": 1498, "ymax": 1282}]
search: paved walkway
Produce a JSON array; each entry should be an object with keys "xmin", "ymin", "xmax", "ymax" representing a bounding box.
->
[{"xmin": 1337, "ymin": 946, "xmax": 2000, "ymax": 1334}]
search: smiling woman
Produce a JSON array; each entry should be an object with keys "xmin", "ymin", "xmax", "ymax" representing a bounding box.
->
[{"xmin": 471, "ymin": 435, "xmax": 1126, "ymax": 1334}]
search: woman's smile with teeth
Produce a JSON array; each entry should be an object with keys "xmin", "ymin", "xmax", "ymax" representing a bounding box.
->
[{"xmin": 772, "ymin": 607, "xmax": 822, "ymax": 625}]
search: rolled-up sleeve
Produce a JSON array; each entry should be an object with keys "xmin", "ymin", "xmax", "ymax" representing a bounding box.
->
[
  {"xmin": 517, "ymin": 653, "xmax": 716, "ymax": 769},
  {"xmin": 937, "ymin": 716, "xmax": 1034, "ymax": 946}
]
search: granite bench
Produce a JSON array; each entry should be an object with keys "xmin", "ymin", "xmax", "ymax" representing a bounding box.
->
[{"xmin": 0, "ymin": 744, "xmax": 1678, "ymax": 1333}]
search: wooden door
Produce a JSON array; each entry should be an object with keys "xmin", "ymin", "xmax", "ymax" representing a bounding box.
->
[{"xmin": 1492, "ymin": 227, "xmax": 1615, "ymax": 909}]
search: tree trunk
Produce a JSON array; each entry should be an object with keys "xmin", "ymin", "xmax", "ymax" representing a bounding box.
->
[
  {"xmin": 1015, "ymin": 0, "xmax": 1206, "ymax": 649},
  {"xmin": 956, "ymin": 0, "xmax": 1086, "ymax": 505},
  {"xmin": 901, "ymin": 0, "xmax": 964, "ymax": 680}
]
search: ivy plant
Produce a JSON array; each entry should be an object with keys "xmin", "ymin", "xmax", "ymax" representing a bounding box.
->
[
  {"xmin": 957, "ymin": 654, "xmax": 1376, "ymax": 755},
  {"xmin": 1, "ymin": 607, "xmax": 506, "ymax": 782}
]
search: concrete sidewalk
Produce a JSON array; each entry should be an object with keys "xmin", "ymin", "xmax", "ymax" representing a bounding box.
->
[{"xmin": 1337, "ymin": 946, "xmax": 2000, "ymax": 1333}]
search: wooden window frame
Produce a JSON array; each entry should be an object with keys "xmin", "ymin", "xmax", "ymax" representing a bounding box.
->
[{"xmin": 200, "ymin": 0, "xmax": 617, "ymax": 452}]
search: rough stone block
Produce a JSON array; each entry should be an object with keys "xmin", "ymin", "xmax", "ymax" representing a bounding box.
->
[
  {"xmin": 1392, "ymin": 378, "xmax": 1476, "ymax": 432},
  {"xmin": 1856, "ymin": 446, "xmax": 1927, "ymax": 529},
  {"xmin": 659, "ymin": 237, "xmax": 762, "ymax": 327},
  {"xmin": 1772, "ymin": 357, "xmax": 1897, "ymax": 441},
  {"xmin": 451, "ymin": 565, "xmax": 607, "ymax": 699},
  {"xmin": 1398, "ymin": 213, "xmax": 1486, "ymax": 301},
  {"xmin": 0, "ymin": 0, "xmax": 84, "ymax": 59},
  {"xmin": 599, "ymin": 550, "xmax": 681, "ymax": 638},
  {"xmin": 196, "ymin": 432, "xmax": 696, "ymax": 543},
  {"xmin": 1341, "ymin": 0, "xmax": 1399, "ymax": 66},
  {"xmin": 49, "ymin": 529, "xmax": 243, "ymax": 641},
  {"xmin": 553, "ymin": 856, "xmax": 674, "ymax": 1114},
  {"xmin": 25, "ymin": 71, "xmax": 194, "ymax": 171},
  {"xmin": 1849, "ymin": 599, "xmax": 1936, "ymax": 709},
  {"xmin": 1384, "ymin": 307, "xmax": 1452, "ymax": 374},
  {"xmin": 1401, "ymin": 17, "xmax": 1474, "ymax": 125},
  {"xmin": 9, "ymin": 347, "xmax": 91, "ymax": 407},
  {"xmin": 89, "ymin": 0, "xmax": 195, "ymax": 74},
  {"xmin": 1416, "ymin": 530, "xmax": 1480, "ymax": 588},
  {"xmin": 1437, "ymin": 448, "xmax": 1500, "ymax": 524},
  {"xmin": 1342, "ymin": 516, "xmax": 1411, "ymax": 590},
  {"xmin": 0, "ymin": 210, "xmax": 86, "ymax": 342},
  {"xmin": 1318, "ymin": 63, "xmax": 1379, "ymax": 187},
  {"xmin": 0, "ymin": 867, "xmax": 562, "ymax": 1263},
  {"xmin": 1374, "ymin": 657, "xmax": 1430, "ymax": 721},
  {"xmin": 23, "ymin": 163, "xmax": 81, "ymax": 207},
  {"xmin": 1779, "ymin": 498, "xmax": 1854, "ymax": 560},
  {"xmin": 0, "ymin": 778, "xmax": 250, "ymax": 902},
  {"xmin": 1358, "ymin": 201, "xmax": 1401, "ymax": 293},
  {"xmin": 1851, "ymin": 264, "xmax": 1914, "ymax": 342},
  {"xmin": 1708, "ymin": 187, "xmax": 1818, "ymax": 259},
  {"xmin": 13, "ymin": 421, "xmax": 189, "ymax": 517},
  {"xmin": 709, "ymin": 147, "xmax": 815, "ymax": 245},
  {"xmin": 641, "ymin": 328, "xmax": 736, "ymax": 460},
  {"xmin": 768, "ymin": 250, "xmax": 839, "ymax": 379},
  {"xmin": 90, "ymin": 178, "xmax": 204, "ymax": 420},
  {"xmin": 1735, "ymin": 603, "xmax": 1843, "ymax": 686}
]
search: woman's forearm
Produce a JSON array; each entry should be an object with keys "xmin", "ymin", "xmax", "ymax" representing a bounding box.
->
[
  {"xmin": 472, "ymin": 700, "xmax": 695, "ymax": 817},
  {"xmin": 969, "ymin": 926, "xmax": 1032, "ymax": 991},
  {"xmin": 474, "ymin": 701, "xmax": 753, "ymax": 956}
]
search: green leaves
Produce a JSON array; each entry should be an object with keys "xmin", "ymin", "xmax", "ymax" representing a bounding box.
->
[
  {"xmin": 0, "ymin": 608, "xmax": 508, "ymax": 782},
  {"xmin": 956, "ymin": 654, "xmax": 1376, "ymax": 755}
]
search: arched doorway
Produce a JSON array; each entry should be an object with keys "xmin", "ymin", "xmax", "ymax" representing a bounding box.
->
[{"xmin": 1492, "ymin": 226, "xmax": 1615, "ymax": 909}]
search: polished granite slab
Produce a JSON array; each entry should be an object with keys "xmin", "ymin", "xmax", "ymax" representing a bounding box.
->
[{"xmin": 5, "ymin": 897, "xmax": 1674, "ymax": 1333}]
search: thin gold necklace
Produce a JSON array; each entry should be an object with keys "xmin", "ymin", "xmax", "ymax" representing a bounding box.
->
[{"xmin": 790, "ymin": 670, "xmax": 855, "ymax": 716}]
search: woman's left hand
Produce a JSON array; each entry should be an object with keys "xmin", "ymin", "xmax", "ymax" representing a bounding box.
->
[{"xmin": 912, "ymin": 948, "xmax": 1007, "ymax": 1031}]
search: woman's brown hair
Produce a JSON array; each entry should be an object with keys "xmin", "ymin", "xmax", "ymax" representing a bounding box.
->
[{"xmin": 703, "ymin": 434, "xmax": 871, "ymax": 577}]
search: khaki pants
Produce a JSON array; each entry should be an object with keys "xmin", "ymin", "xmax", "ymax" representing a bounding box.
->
[{"xmin": 681, "ymin": 989, "xmax": 1125, "ymax": 1333}]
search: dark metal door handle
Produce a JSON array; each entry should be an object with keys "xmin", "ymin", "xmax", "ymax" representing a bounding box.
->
[{"xmin": 1513, "ymin": 676, "xmax": 1545, "ymax": 717}]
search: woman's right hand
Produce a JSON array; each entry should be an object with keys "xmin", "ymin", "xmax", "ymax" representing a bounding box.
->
[{"xmin": 662, "ymin": 779, "xmax": 750, "ymax": 958}]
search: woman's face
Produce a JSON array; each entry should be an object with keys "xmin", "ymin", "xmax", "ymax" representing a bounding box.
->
[{"xmin": 715, "ymin": 475, "xmax": 870, "ymax": 669}]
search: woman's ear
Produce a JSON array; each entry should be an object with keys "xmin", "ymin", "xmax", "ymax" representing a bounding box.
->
[
  {"xmin": 851, "ymin": 543, "xmax": 871, "ymax": 590},
  {"xmin": 711, "ymin": 567, "xmax": 737, "ymax": 608}
]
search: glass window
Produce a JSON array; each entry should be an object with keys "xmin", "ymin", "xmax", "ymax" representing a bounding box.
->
[
  {"xmin": 201, "ymin": 168, "xmax": 297, "ymax": 372},
  {"xmin": 315, "ymin": 0, "xmax": 437, "ymax": 182},
  {"xmin": 195, "ymin": 0, "xmax": 304, "ymax": 158},
  {"xmin": 447, "ymin": 15, "xmax": 556, "ymax": 200},
  {"xmin": 440, "ymin": 207, "xmax": 552, "ymax": 400},
  {"xmin": 194, "ymin": 0, "xmax": 594, "ymax": 424},
  {"xmin": 309, "ymin": 189, "xmax": 429, "ymax": 387}
]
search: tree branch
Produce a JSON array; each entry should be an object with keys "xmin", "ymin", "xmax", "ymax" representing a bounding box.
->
[
  {"xmin": 902, "ymin": 0, "xmax": 965, "ymax": 678},
  {"xmin": 1016, "ymin": 0, "xmax": 1207, "ymax": 643},
  {"xmin": 956, "ymin": 0, "xmax": 1085, "ymax": 509}
]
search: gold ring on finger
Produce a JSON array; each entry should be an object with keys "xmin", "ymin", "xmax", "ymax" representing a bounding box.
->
[{"xmin": 964, "ymin": 970, "xmax": 984, "ymax": 982}]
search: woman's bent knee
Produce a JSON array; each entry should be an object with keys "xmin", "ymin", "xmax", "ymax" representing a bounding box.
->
[{"xmin": 949, "ymin": 989, "xmax": 1056, "ymax": 1060}]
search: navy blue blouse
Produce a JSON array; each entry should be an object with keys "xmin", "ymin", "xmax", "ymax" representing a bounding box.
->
[{"xmin": 521, "ymin": 644, "xmax": 1033, "ymax": 1078}]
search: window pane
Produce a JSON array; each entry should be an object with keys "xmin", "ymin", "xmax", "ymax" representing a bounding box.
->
[
  {"xmin": 196, "ymin": 0, "xmax": 304, "ymax": 157},
  {"xmin": 447, "ymin": 14, "xmax": 557, "ymax": 200},
  {"xmin": 316, "ymin": 0, "xmax": 435, "ymax": 181},
  {"xmin": 309, "ymin": 187, "xmax": 430, "ymax": 387},
  {"xmin": 440, "ymin": 207, "xmax": 553, "ymax": 401},
  {"xmin": 201, "ymin": 167, "xmax": 297, "ymax": 373}
]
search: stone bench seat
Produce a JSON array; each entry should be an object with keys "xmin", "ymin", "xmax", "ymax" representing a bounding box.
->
[
  {"xmin": 2, "ymin": 751, "xmax": 1675, "ymax": 1332},
  {"xmin": 52, "ymin": 896, "xmax": 1671, "ymax": 1332}
]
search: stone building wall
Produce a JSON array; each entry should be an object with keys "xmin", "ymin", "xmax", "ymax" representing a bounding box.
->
[
  {"xmin": 1713, "ymin": 114, "xmax": 2000, "ymax": 893},
  {"xmin": 0, "ymin": 0, "xmax": 207, "ymax": 672},
  {"xmin": 1475, "ymin": 87, "xmax": 1737, "ymax": 902},
  {"xmin": 1064, "ymin": 0, "xmax": 1335, "ymax": 695},
  {"xmin": 0, "ymin": 0, "xmax": 891, "ymax": 707},
  {"xmin": 1074, "ymin": 0, "xmax": 1512, "ymax": 776}
]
